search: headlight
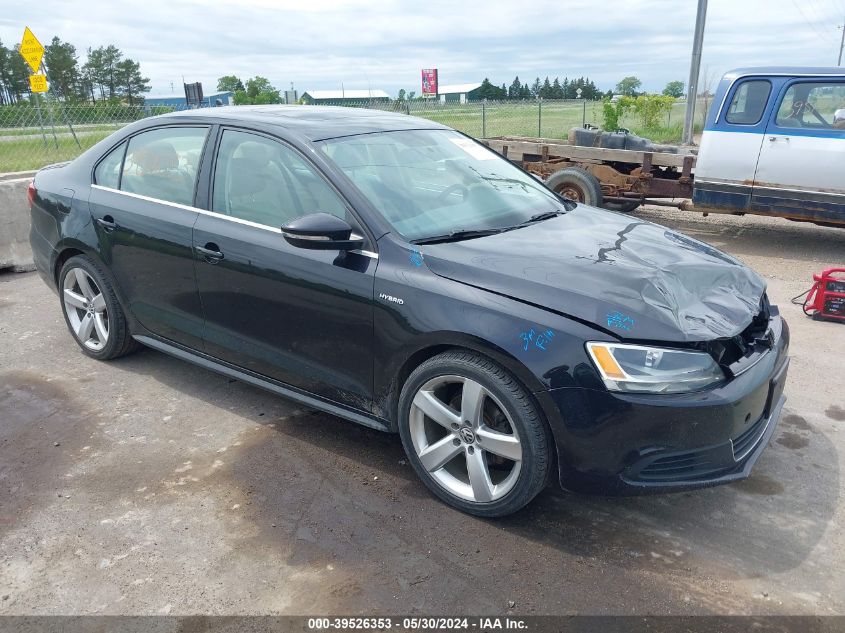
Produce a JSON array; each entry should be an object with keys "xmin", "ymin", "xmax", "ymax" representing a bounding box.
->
[{"xmin": 586, "ymin": 342, "xmax": 725, "ymax": 394}]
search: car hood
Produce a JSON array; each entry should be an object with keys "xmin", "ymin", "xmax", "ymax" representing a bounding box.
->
[{"xmin": 419, "ymin": 206, "xmax": 767, "ymax": 342}]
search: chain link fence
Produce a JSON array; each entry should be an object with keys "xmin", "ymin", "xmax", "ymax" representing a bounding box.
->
[{"xmin": 0, "ymin": 98, "xmax": 710, "ymax": 174}]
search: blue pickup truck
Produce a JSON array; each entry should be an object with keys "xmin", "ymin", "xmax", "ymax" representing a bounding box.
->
[{"xmin": 485, "ymin": 67, "xmax": 845, "ymax": 228}]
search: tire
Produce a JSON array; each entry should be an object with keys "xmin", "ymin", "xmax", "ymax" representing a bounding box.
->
[
  {"xmin": 58, "ymin": 255, "xmax": 140, "ymax": 360},
  {"xmin": 397, "ymin": 350, "xmax": 552, "ymax": 517},
  {"xmin": 546, "ymin": 167, "xmax": 603, "ymax": 207},
  {"xmin": 603, "ymin": 199, "xmax": 641, "ymax": 213}
]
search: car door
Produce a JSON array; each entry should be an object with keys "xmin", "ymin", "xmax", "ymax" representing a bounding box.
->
[
  {"xmin": 752, "ymin": 78, "xmax": 845, "ymax": 222},
  {"xmin": 89, "ymin": 125, "xmax": 211, "ymax": 349},
  {"xmin": 693, "ymin": 77, "xmax": 772, "ymax": 211},
  {"xmin": 193, "ymin": 127, "xmax": 377, "ymax": 411}
]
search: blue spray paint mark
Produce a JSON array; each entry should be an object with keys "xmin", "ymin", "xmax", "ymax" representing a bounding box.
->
[
  {"xmin": 606, "ymin": 311, "xmax": 635, "ymax": 331},
  {"xmin": 520, "ymin": 327, "xmax": 555, "ymax": 352},
  {"xmin": 535, "ymin": 329, "xmax": 555, "ymax": 350},
  {"xmin": 409, "ymin": 249, "xmax": 424, "ymax": 267}
]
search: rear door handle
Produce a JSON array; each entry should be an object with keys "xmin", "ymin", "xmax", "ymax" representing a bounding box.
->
[
  {"xmin": 195, "ymin": 244, "xmax": 224, "ymax": 261},
  {"xmin": 96, "ymin": 216, "xmax": 116, "ymax": 231}
]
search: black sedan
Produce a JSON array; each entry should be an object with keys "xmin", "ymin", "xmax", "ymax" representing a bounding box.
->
[{"xmin": 28, "ymin": 106, "xmax": 789, "ymax": 516}]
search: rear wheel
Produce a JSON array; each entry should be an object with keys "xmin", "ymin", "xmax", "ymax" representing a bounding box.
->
[
  {"xmin": 546, "ymin": 167, "xmax": 603, "ymax": 207},
  {"xmin": 59, "ymin": 255, "xmax": 139, "ymax": 360},
  {"xmin": 398, "ymin": 350, "xmax": 551, "ymax": 517}
]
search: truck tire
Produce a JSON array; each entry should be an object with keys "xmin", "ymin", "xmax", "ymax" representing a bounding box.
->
[
  {"xmin": 604, "ymin": 200, "xmax": 641, "ymax": 213},
  {"xmin": 546, "ymin": 167, "xmax": 603, "ymax": 207}
]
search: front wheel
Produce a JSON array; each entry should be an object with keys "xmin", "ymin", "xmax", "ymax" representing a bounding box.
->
[{"xmin": 398, "ymin": 350, "xmax": 552, "ymax": 517}]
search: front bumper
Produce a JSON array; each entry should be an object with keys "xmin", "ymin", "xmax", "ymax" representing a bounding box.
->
[
  {"xmin": 537, "ymin": 317, "xmax": 790, "ymax": 495},
  {"xmin": 620, "ymin": 370, "xmax": 785, "ymax": 493}
]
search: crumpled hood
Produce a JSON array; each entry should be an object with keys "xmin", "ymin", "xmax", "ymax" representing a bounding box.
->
[{"xmin": 420, "ymin": 206, "xmax": 766, "ymax": 342}]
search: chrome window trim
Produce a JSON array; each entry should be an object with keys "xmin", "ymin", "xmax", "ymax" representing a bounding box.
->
[{"xmin": 90, "ymin": 184, "xmax": 378, "ymax": 258}]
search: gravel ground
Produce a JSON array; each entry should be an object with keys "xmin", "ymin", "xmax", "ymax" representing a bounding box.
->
[{"xmin": 0, "ymin": 208, "xmax": 843, "ymax": 616}]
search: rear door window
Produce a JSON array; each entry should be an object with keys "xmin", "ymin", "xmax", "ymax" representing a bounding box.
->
[
  {"xmin": 120, "ymin": 127, "xmax": 209, "ymax": 206},
  {"xmin": 724, "ymin": 80, "xmax": 771, "ymax": 125}
]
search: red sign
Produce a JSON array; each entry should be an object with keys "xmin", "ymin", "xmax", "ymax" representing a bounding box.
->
[{"xmin": 421, "ymin": 69, "xmax": 438, "ymax": 96}]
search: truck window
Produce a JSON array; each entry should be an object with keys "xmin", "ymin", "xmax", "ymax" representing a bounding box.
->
[
  {"xmin": 775, "ymin": 82, "xmax": 845, "ymax": 129},
  {"xmin": 725, "ymin": 80, "xmax": 771, "ymax": 125}
]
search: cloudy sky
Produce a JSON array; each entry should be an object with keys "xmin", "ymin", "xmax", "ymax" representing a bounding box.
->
[{"xmin": 1, "ymin": 0, "xmax": 844, "ymax": 97}]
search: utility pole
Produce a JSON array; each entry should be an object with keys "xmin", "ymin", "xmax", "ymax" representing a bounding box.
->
[
  {"xmin": 838, "ymin": 19, "xmax": 844, "ymax": 66},
  {"xmin": 683, "ymin": 0, "xmax": 707, "ymax": 145}
]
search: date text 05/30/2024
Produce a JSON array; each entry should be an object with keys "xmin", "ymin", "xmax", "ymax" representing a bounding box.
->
[{"xmin": 307, "ymin": 616, "xmax": 528, "ymax": 630}]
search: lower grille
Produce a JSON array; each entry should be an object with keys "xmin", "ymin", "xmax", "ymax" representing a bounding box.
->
[
  {"xmin": 637, "ymin": 449, "xmax": 727, "ymax": 482},
  {"xmin": 732, "ymin": 415, "xmax": 769, "ymax": 460}
]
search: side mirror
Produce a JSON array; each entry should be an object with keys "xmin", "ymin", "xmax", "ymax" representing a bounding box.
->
[{"xmin": 281, "ymin": 212, "xmax": 365, "ymax": 251}]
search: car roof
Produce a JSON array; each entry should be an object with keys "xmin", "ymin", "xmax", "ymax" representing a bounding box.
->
[
  {"xmin": 159, "ymin": 105, "xmax": 450, "ymax": 141},
  {"xmin": 724, "ymin": 66, "xmax": 845, "ymax": 80}
]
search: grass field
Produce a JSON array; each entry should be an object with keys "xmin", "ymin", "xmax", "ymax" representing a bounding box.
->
[
  {"xmin": 407, "ymin": 99, "xmax": 701, "ymax": 142},
  {"xmin": 0, "ymin": 123, "xmax": 126, "ymax": 137},
  {"xmin": 0, "ymin": 131, "xmax": 111, "ymax": 172},
  {"xmin": 0, "ymin": 100, "xmax": 707, "ymax": 173}
]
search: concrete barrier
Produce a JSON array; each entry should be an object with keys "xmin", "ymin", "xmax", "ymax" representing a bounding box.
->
[{"xmin": 0, "ymin": 171, "xmax": 37, "ymax": 272}]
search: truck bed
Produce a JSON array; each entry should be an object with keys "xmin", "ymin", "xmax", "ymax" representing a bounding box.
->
[{"xmin": 482, "ymin": 136, "xmax": 696, "ymax": 170}]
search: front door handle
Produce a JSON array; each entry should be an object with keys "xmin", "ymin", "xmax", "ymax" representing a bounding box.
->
[
  {"xmin": 196, "ymin": 243, "xmax": 224, "ymax": 262},
  {"xmin": 97, "ymin": 215, "xmax": 117, "ymax": 232}
]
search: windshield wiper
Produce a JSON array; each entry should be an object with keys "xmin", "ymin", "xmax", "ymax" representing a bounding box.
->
[
  {"xmin": 410, "ymin": 228, "xmax": 505, "ymax": 245},
  {"xmin": 522, "ymin": 210, "xmax": 567, "ymax": 224}
]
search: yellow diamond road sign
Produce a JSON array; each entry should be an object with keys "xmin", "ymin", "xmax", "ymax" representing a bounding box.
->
[
  {"xmin": 20, "ymin": 27, "xmax": 45, "ymax": 73},
  {"xmin": 29, "ymin": 74, "xmax": 48, "ymax": 93}
]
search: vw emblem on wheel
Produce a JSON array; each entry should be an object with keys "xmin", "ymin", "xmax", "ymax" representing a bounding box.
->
[{"xmin": 460, "ymin": 427, "xmax": 475, "ymax": 444}]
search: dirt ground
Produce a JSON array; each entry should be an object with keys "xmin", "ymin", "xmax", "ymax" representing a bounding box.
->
[{"xmin": 0, "ymin": 209, "xmax": 843, "ymax": 616}]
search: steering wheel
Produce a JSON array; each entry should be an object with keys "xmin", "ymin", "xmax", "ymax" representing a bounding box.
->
[
  {"xmin": 436, "ymin": 184, "xmax": 469, "ymax": 205},
  {"xmin": 804, "ymin": 101, "xmax": 833, "ymax": 128},
  {"xmin": 791, "ymin": 100, "xmax": 833, "ymax": 128}
]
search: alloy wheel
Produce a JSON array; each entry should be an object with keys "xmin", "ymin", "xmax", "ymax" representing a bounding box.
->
[
  {"xmin": 62, "ymin": 267, "xmax": 109, "ymax": 351},
  {"xmin": 409, "ymin": 375, "xmax": 523, "ymax": 503}
]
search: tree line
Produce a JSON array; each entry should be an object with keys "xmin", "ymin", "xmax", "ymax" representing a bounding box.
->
[
  {"xmin": 0, "ymin": 37, "xmax": 151, "ymax": 106},
  {"xmin": 615, "ymin": 76, "xmax": 685, "ymax": 98},
  {"xmin": 217, "ymin": 75, "xmax": 283, "ymax": 105},
  {"xmin": 397, "ymin": 76, "xmax": 685, "ymax": 101}
]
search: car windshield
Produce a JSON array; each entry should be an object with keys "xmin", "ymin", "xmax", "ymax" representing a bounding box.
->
[{"xmin": 319, "ymin": 129, "xmax": 567, "ymax": 242}]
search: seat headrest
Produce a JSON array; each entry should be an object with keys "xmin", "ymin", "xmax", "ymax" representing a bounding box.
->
[
  {"xmin": 233, "ymin": 141, "xmax": 275, "ymax": 168},
  {"xmin": 227, "ymin": 156, "xmax": 268, "ymax": 198},
  {"xmin": 133, "ymin": 141, "xmax": 179, "ymax": 173}
]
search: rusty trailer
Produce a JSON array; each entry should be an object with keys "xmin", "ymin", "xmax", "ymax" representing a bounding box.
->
[{"xmin": 482, "ymin": 135, "xmax": 696, "ymax": 214}]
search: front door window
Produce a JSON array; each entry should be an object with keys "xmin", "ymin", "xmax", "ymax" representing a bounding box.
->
[
  {"xmin": 775, "ymin": 82, "xmax": 845, "ymax": 130},
  {"xmin": 211, "ymin": 129, "xmax": 348, "ymax": 228}
]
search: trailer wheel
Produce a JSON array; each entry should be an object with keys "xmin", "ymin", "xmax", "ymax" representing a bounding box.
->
[
  {"xmin": 604, "ymin": 200, "xmax": 641, "ymax": 213},
  {"xmin": 546, "ymin": 168, "xmax": 603, "ymax": 207}
]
